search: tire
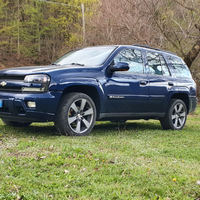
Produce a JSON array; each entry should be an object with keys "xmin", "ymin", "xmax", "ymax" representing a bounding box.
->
[
  {"xmin": 160, "ymin": 99, "xmax": 187, "ymax": 130},
  {"xmin": 54, "ymin": 92, "xmax": 96, "ymax": 136},
  {"xmin": 1, "ymin": 119, "xmax": 32, "ymax": 127}
]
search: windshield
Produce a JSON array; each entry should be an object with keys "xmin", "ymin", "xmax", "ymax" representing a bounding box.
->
[{"xmin": 53, "ymin": 46, "xmax": 116, "ymax": 66}]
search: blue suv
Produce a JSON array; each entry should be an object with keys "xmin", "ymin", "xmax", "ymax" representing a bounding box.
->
[{"xmin": 0, "ymin": 45, "xmax": 197, "ymax": 136}]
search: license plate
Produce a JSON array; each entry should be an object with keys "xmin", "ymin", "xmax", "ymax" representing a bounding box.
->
[{"xmin": 0, "ymin": 100, "xmax": 3, "ymax": 108}]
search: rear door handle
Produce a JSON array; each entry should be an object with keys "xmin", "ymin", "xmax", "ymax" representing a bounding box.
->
[
  {"xmin": 168, "ymin": 82, "xmax": 174, "ymax": 86},
  {"xmin": 140, "ymin": 81, "xmax": 148, "ymax": 86}
]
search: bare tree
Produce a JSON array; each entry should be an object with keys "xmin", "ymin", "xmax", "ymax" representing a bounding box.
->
[
  {"xmin": 86, "ymin": 0, "xmax": 163, "ymax": 47},
  {"xmin": 88, "ymin": 0, "xmax": 200, "ymax": 69},
  {"xmin": 140, "ymin": 0, "xmax": 200, "ymax": 68}
]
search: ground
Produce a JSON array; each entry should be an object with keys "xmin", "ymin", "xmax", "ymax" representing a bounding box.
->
[{"xmin": 0, "ymin": 105, "xmax": 199, "ymax": 199}]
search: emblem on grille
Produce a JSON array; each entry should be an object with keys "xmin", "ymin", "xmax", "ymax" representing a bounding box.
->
[{"xmin": 0, "ymin": 81, "xmax": 7, "ymax": 86}]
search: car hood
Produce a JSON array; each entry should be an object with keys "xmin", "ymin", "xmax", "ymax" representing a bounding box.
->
[{"xmin": 0, "ymin": 64, "xmax": 101, "ymax": 76}]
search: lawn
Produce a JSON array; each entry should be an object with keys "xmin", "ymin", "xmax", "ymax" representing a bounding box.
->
[{"xmin": 0, "ymin": 106, "xmax": 200, "ymax": 200}]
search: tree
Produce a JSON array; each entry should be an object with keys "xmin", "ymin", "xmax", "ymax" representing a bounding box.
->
[
  {"xmin": 140, "ymin": 0, "xmax": 200, "ymax": 69},
  {"xmin": 0, "ymin": 0, "xmax": 97, "ymax": 64},
  {"xmin": 86, "ymin": 0, "xmax": 162, "ymax": 47},
  {"xmin": 87, "ymin": 0, "xmax": 200, "ymax": 68}
]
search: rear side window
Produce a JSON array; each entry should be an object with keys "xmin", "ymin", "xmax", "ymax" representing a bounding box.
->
[
  {"xmin": 114, "ymin": 48, "xmax": 144, "ymax": 74},
  {"xmin": 168, "ymin": 56, "xmax": 191, "ymax": 78},
  {"xmin": 146, "ymin": 51, "xmax": 170, "ymax": 76}
]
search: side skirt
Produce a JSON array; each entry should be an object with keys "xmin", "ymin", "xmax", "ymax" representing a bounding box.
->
[{"xmin": 99, "ymin": 112, "xmax": 165, "ymax": 120}]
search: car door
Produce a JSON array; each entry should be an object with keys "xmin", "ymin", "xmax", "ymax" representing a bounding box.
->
[
  {"xmin": 145, "ymin": 51, "xmax": 176, "ymax": 114},
  {"xmin": 104, "ymin": 48, "xmax": 149, "ymax": 114}
]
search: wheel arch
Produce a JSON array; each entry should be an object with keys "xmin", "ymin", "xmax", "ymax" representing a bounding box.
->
[
  {"xmin": 170, "ymin": 93, "xmax": 189, "ymax": 114},
  {"xmin": 61, "ymin": 85, "xmax": 101, "ymax": 119}
]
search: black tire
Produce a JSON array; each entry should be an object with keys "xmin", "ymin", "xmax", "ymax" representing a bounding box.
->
[
  {"xmin": 54, "ymin": 92, "xmax": 96, "ymax": 136},
  {"xmin": 1, "ymin": 119, "xmax": 32, "ymax": 127},
  {"xmin": 160, "ymin": 99, "xmax": 187, "ymax": 130}
]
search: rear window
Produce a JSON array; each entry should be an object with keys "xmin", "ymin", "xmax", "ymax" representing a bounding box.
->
[{"xmin": 168, "ymin": 56, "xmax": 191, "ymax": 78}]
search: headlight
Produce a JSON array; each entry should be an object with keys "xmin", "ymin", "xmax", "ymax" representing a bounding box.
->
[
  {"xmin": 22, "ymin": 74, "xmax": 50, "ymax": 92},
  {"xmin": 24, "ymin": 74, "xmax": 50, "ymax": 84}
]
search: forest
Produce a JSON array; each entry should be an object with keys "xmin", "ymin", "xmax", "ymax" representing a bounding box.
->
[{"xmin": 0, "ymin": 0, "xmax": 200, "ymax": 96}]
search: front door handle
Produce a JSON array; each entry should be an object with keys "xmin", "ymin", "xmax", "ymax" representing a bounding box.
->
[
  {"xmin": 140, "ymin": 81, "xmax": 148, "ymax": 86},
  {"xmin": 168, "ymin": 82, "xmax": 174, "ymax": 86}
]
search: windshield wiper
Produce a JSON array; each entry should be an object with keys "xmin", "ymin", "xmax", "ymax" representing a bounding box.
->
[{"xmin": 70, "ymin": 63, "xmax": 84, "ymax": 66}]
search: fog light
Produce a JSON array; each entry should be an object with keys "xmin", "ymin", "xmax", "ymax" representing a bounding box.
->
[{"xmin": 27, "ymin": 101, "xmax": 36, "ymax": 108}]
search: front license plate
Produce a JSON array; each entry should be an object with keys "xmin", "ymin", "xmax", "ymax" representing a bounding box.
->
[{"xmin": 0, "ymin": 100, "xmax": 3, "ymax": 108}]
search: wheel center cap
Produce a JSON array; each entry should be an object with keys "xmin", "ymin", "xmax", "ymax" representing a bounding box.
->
[{"xmin": 77, "ymin": 114, "xmax": 81, "ymax": 118}]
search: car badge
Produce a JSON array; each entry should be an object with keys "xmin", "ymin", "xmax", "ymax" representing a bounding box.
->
[{"xmin": 0, "ymin": 81, "xmax": 7, "ymax": 86}]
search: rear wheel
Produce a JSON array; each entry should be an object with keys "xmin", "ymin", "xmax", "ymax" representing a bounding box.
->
[
  {"xmin": 54, "ymin": 92, "xmax": 96, "ymax": 136},
  {"xmin": 160, "ymin": 99, "xmax": 187, "ymax": 130},
  {"xmin": 1, "ymin": 119, "xmax": 32, "ymax": 127}
]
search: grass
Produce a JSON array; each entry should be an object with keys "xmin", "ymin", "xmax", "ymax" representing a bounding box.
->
[{"xmin": 0, "ymin": 106, "xmax": 200, "ymax": 200}]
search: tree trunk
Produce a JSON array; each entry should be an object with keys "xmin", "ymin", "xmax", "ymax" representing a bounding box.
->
[
  {"xmin": 184, "ymin": 41, "xmax": 200, "ymax": 68},
  {"xmin": 183, "ymin": 23, "xmax": 200, "ymax": 68},
  {"xmin": 17, "ymin": 0, "xmax": 20, "ymax": 60}
]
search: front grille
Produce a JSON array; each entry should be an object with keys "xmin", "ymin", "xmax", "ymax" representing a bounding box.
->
[
  {"xmin": 0, "ymin": 75, "xmax": 25, "ymax": 92},
  {"xmin": 0, "ymin": 75, "xmax": 25, "ymax": 80}
]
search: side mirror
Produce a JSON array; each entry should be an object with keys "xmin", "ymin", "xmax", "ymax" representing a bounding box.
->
[{"xmin": 108, "ymin": 62, "xmax": 129, "ymax": 73}]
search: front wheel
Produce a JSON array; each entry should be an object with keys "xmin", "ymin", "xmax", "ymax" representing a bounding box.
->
[
  {"xmin": 54, "ymin": 92, "xmax": 96, "ymax": 136},
  {"xmin": 160, "ymin": 99, "xmax": 187, "ymax": 130}
]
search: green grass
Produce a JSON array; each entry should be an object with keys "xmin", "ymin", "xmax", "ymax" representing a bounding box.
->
[{"xmin": 0, "ymin": 106, "xmax": 200, "ymax": 200}]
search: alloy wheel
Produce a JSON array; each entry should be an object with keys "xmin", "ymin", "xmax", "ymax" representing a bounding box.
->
[
  {"xmin": 171, "ymin": 103, "xmax": 186, "ymax": 129},
  {"xmin": 67, "ymin": 98, "xmax": 94, "ymax": 134}
]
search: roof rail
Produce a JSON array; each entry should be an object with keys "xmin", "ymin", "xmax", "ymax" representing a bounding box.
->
[{"xmin": 132, "ymin": 44, "xmax": 176, "ymax": 55}]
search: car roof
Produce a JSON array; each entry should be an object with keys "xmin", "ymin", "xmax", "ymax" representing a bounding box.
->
[{"xmin": 114, "ymin": 44, "xmax": 176, "ymax": 56}]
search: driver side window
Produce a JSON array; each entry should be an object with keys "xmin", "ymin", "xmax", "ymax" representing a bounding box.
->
[{"xmin": 114, "ymin": 48, "xmax": 144, "ymax": 74}]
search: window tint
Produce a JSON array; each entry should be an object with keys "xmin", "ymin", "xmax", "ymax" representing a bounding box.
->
[
  {"xmin": 146, "ymin": 52, "xmax": 171, "ymax": 76},
  {"xmin": 168, "ymin": 56, "xmax": 191, "ymax": 78},
  {"xmin": 146, "ymin": 52, "xmax": 163, "ymax": 75},
  {"xmin": 114, "ymin": 49, "xmax": 144, "ymax": 74}
]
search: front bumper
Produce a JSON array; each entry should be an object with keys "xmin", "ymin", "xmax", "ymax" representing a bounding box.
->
[
  {"xmin": 189, "ymin": 96, "xmax": 198, "ymax": 113},
  {"xmin": 0, "ymin": 91, "xmax": 62, "ymax": 122}
]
